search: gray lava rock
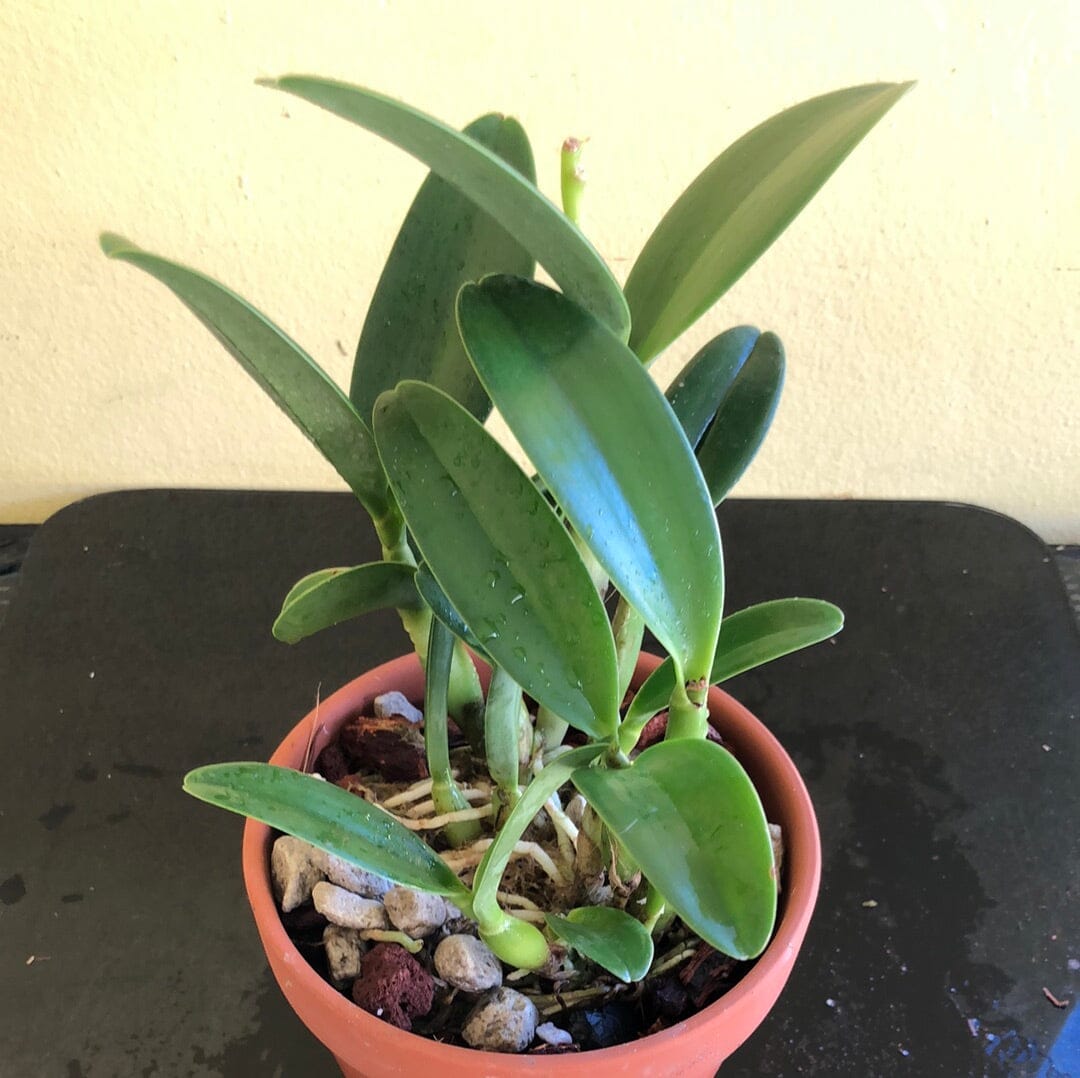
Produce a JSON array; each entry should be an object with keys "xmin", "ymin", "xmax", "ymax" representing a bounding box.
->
[
  {"xmin": 433, "ymin": 934, "xmax": 503, "ymax": 993},
  {"xmin": 312, "ymin": 881, "xmax": 388, "ymax": 930},
  {"xmin": 318, "ymin": 851, "xmax": 392, "ymax": 897},
  {"xmin": 323, "ymin": 924, "xmax": 366, "ymax": 988},
  {"xmin": 271, "ymin": 835, "xmax": 325, "ymax": 912},
  {"xmin": 383, "ymin": 886, "xmax": 448, "ymax": 938},
  {"xmin": 462, "ymin": 987, "xmax": 538, "ymax": 1053},
  {"xmin": 373, "ymin": 691, "xmax": 423, "ymax": 724}
]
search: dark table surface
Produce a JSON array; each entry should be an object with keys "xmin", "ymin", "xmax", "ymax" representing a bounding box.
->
[{"xmin": 1, "ymin": 491, "xmax": 1077, "ymax": 1077}]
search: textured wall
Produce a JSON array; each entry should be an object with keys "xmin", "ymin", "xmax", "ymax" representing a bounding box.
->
[{"xmin": 2, "ymin": 1, "xmax": 1076, "ymax": 537}]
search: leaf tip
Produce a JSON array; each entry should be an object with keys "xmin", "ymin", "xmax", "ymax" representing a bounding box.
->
[
  {"xmin": 99, "ymin": 232, "xmax": 135, "ymax": 259},
  {"xmin": 271, "ymin": 619, "xmax": 299, "ymax": 645}
]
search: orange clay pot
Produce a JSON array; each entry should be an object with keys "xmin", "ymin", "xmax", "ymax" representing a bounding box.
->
[{"xmin": 242, "ymin": 652, "xmax": 821, "ymax": 1077}]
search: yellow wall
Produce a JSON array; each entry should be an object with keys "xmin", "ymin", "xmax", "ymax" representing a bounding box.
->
[{"xmin": 2, "ymin": 1, "xmax": 1077, "ymax": 538}]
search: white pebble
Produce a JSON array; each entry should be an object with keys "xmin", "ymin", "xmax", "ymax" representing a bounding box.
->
[
  {"xmin": 318, "ymin": 851, "xmax": 392, "ymax": 897},
  {"xmin": 312, "ymin": 881, "xmax": 388, "ymax": 930},
  {"xmin": 373, "ymin": 691, "xmax": 423, "ymax": 724},
  {"xmin": 463, "ymin": 987, "xmax": 538, "ymax": 1053},
  {"xmin": 383, "ymin": 886, "xmax": 449, "ymax": 938},
  {"xmin": 271, "ymin": 835, "xmax": 326, "ymax": 912},
  {"xmin": 323, "ymin": 924, "xmax": 366, "ymax": 987},
  {"xmin": 434, "ymin": 935, "xmax": 503, "ymax": 993},
  {"xmin": 535, "ymin": 1021, "xmax": 572, "ymax": 1046}
]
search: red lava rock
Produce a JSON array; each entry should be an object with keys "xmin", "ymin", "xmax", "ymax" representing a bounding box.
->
[
  {"xmin": 634, "ymin": 711, "xmax": 723, "ymax": 752},
  {"xmin": 339, "ymin": 715, "xmax": 428, "ymax": 782},
  {"xmin": 351, "ymin": 943, "xmax": 435, "ymax": 1031},
  {"xmin": 313, "ymin": 743, "xmax": 350, "ymax": 783}
]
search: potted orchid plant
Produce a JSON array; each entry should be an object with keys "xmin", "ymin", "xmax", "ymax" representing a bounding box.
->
[{"xmin": 102, "ymin": 75, "xmax": 909, "ymax": 1071}]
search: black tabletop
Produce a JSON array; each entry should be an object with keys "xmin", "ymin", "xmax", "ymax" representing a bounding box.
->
[{"xmin": 1, "ymin": 491, "xmax": 1077, "ymax": 1076}]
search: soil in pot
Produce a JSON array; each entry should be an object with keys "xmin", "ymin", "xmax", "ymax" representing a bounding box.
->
[{"xmin": 266, "ymin": 681, "xmax": 782, "ymax": 1056}]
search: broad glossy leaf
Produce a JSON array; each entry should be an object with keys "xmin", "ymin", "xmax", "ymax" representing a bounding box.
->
[
  {"xmin": 666, "ymin": 326, "xmax": 760, "ymax": 447},
  {"xmin": 710, "ymin": 597, "xmax": 844, "ymax": 683},
  {"xmin": 620, "ymin": 597, "xmax": 844, "ymax": 749},
  {"xmin": 273, "ymin": 562, "xmax": 419, "ymax": 644},
  {"xmin": 261, "ymin": 76, "xmax": 629, "ymax": 340},
  {"xmin": 458, "ymin": 277, "xmax": 722, "ymax": 680},
  {"xmin": 100, "ymin": 234, "xmax": 390, "ymax": 518},
  {"xmin": 545, "ymin": 907, "xmax": 654, "ymax": 983},
  {"xmin": 414, "ymin": 562, "xmax": 487, "ymax": 655},
  {"xmin": 351, "ymin": 113, "xmax": 536, "ymax": 421},
  {"xmin": 694, "ymin": 332, "xmax": 785, "ymax": 505},
  {"xmin": 281, "ymin": 568, "xmax": 341, "ymax": 609},
  {"xmin": 373, "ymin": 381, "xmax": 620, "ymax": 738},
  {"xmin": 625, "ymin": 82, "xmax": 913, "ymax": 362},
  {"xmin": 573, "ymin": 739, "xmax": 776, "ymax": 960},
  {"xmin": 184, "ymin": 763, "xmax": 469, "ymax": 899}
]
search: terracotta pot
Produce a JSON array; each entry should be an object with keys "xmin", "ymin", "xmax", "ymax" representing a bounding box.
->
[{"xmin": 242, "ymin": 652, "xmax": 821, "ymax": 1076}]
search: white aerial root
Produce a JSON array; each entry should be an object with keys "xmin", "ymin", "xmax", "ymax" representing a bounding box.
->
[
  {"xmin": 440, "ymin": 839, "xmax": 568, "ymax": 886},
  {"xmin": 403, "ymin": 787, "xmax": 489, "ymax": 819},
  {"xmin": 392, "ymin": 804, "xmax": 494, "ymax": 831},
  {"xmin": 544, "ymin": 793, "xmax": 579, "ymax": 867},
  {"xmin": 497, "ymin": 892, "xmax": 541, "ymax": 910},
  {"xmin": 381, "ymin": 777, "xmax": 437, "ymax": 808},
  {"xmin": 382, "ymin": 775, "xmax": 463, "ymax": 809}
]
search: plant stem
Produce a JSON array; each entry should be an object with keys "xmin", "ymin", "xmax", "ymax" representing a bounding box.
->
[
  {"xmin": 373, "ymin": 497, "xmax": 484, "ymax": 731},
  {"xmin": 536, "ymin": 706, "xmax": 569, "ymax": 753},
  {"xmin": 641, "ymin": 882, "xmax": 667, "ymax": 934},
  {"xmin": 424, "ymin": 619, "xmax": 481, "ymax": 847},
  {"xmin": 665, "ymin": 676, "xmax": 708, "ymax": 740},
  {"xmin": 560, "ymin": 137, "xmax": 588, "ymax": 227},
  {"xmin": 485, "ymin": 664, "xmax": 525, "ymax": 810},
  {"xmin": 612, "ymin": 597, "xmax": 645, "ymax": 701},
  {"xmin": 446, "ymin": 640, "xmax": 485, "ymax": 742},
  {"xmin": 471, "ymin": 745, "xmax": 602, "ymax": 968}
]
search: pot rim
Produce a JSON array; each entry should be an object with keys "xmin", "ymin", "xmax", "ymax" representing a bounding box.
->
[{"xmin": 242, "ymin": 651, "xmax": 820, "ymax": 1068}]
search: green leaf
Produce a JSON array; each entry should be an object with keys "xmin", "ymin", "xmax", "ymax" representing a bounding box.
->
[
  {"xmin": 351, "ymin": 112, "xmax": 536, "ymax": 421},
  {"xmin": 281, "ymin": 568, "xmax": 343, "ymax": 609},
  {"xmin": 625, "ymin": 82, "xmax": 914, "ymax": 362},
  {"xmin": 710, "ymin": 597, "xmax": 844, "ymax": 683},
  {"xmin": 545, "ymin": 907, "xmax": 654, "ymax": 983},
  {"xmin": 620, "ymin": 597, "xmax": 844, "ymax": 751},
  {"xmin": 272, "ymin": 562, "xmax": 419, "ymax": 644},
  {"xmin": 691, "ymin": 332, "xmax": 785, "ymax": 505},
  {"xmin": 373, "ymin": 381, "xmax": 620, "ymax": 739},
  {"xmin": 183, "ymin": 763, "xmax": 469, "ymax": 900},
  {"xmin": 260, "ymin": 76, "xmax": 629, "ymax": 341},
  {"xmin": 666, "ymin": 326, "xmax": 761, "ymax": 448},
  {"xmin": 413, "ymin": 562, "xmax": 487, "ymax": 655},
  {"xmin": 573, "ymin": 739, "xmax": 776, "ymax": 960},
  {"xmin": 100, "ymin": 233, "xmax": 390, "ymax": 519},
  {"xmin": 458, "ymin": 276, "xmax": 722, "ymax": 681}
]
